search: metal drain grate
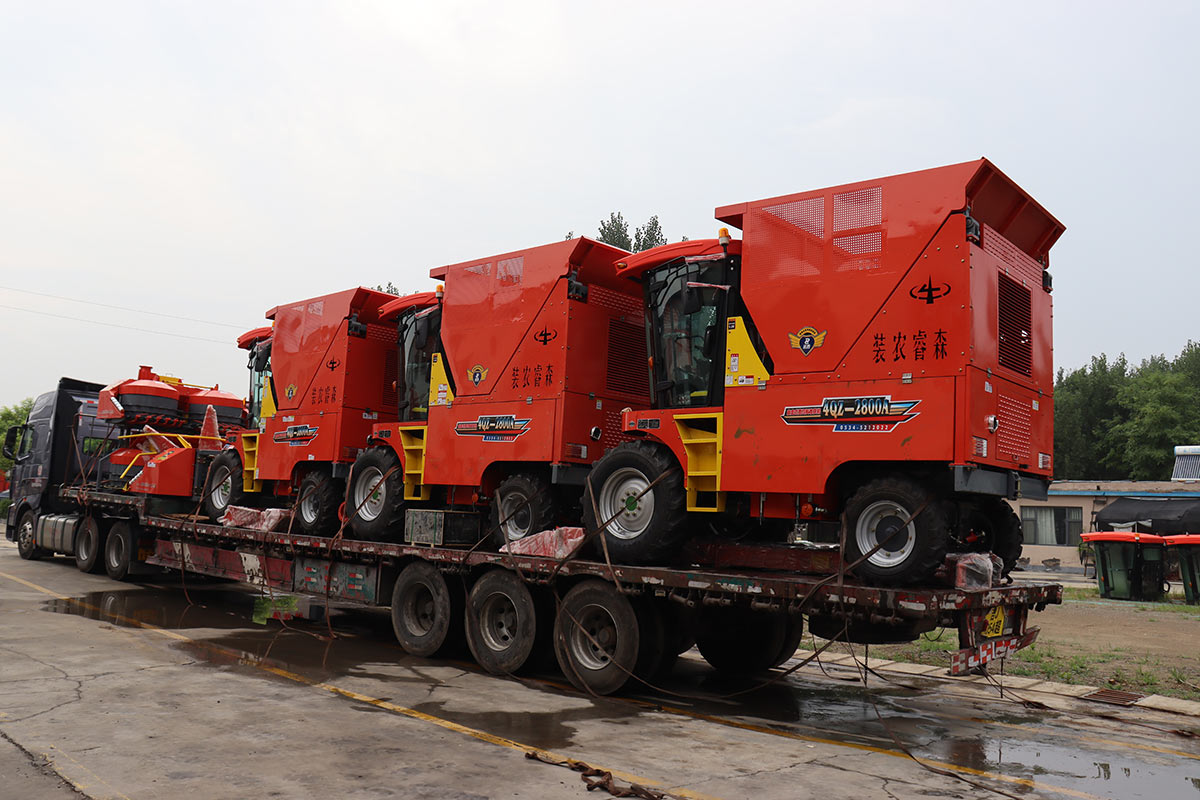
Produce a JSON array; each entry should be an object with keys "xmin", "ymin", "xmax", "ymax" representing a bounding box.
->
[{"xmin": 1082, "ymin": 688, "xmax": 1146, "ymax": 706}]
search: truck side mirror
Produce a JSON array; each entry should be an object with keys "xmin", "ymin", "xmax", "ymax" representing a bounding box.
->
[
  {"xmin": 3, "ymin": 425, "xmax": 21, "ymax": 460},
  {"xmin": 253, "ymin": 341, "xmax": 272, "ymax": 372},
  {"xmin": 682, "ymin": 283, "xmax": 702, "ymax": 316},
  {"xmin": 413, "ymin": 316, "xmax": 430, "ymax": 349}
]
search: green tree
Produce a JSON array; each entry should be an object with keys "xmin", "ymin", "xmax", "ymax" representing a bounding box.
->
[
  {"xmin": 0, "ymin": 398, "xmax": 34, "ymax": 473},
  {"xmin": 597, "ymin": 212, "xmax": 632, "ymax": 251},
  {"xmin": 1105, "ymin": 370, "xmax": 1200, "ymax": 480},
  {"xmin": 633, "ymin": 215, "xmax": 666, "ymax": 252},
  {"xmin": 374, "ymin": 281, "xmax": 399, "ymax": 294},
  {"xmin": 1053, "ymin": 354, "xmax": 1129, "ymax": 479}
]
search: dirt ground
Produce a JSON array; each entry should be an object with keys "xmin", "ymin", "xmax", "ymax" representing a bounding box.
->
[{"xmin": 860, "ymin": 588, "xmax": 1200, "ymax": 702}]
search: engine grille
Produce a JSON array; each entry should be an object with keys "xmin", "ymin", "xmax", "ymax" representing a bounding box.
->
[
  {"xmin": 996, "ymin": 394, "xmax": 1032, "ymax": 463},
  {"xmin": 998, "ymin": 273, "xmax": 1032, "ymax": 377},
  {"xmin": 600, "ymin": 409, "xmax": 639, "ymax": 455},
  {"xmin": 605, "ymin": 318, "xmax": 650, "ymax": 400}
]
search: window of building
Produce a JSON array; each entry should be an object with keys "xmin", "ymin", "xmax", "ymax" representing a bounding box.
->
[{"xmin": 1020, "ymin": 506, "xmax": 1084, "ymax": 546}]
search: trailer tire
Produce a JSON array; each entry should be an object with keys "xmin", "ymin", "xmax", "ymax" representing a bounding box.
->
[
  {"xmin": 490, "ymin": 473, "xmax": 556, "ymax": 549},
  {"xmin": 104, "ymin": 521, "xmax": 136, "ymax": 581},
  {"xmin": 632, "ymin": 598, "xmax": 668, "ymax": 682},
  {"xmin": 348, "ymin": 448, "xmax": 405, "ymax": 541},
  {"xmin": 297, "ymin": 470, "xmax": 345, "ymax": 536},
  {"xmin": 203, "ymin": 450, "xmax": 245, "ymax": 522},
  {"xmin": 964, "ymin": 497, "xmax": 1023, "ymax": 578},
  {"xmin": 15, "ymin": 510, "xmax": 44, "ymax": 560},
  {"xmin": 844, "ymin": 477, "xmax": 949, "ymax": 586},
  {"xmin": 554, "ymin": 579, "xmax": 640, "ymax": 695},
  {"xmin": 695, "ymin": 606, "xmax": 793, "ymax": 675},
  {"xmin": 391, "ymin": 561, "xmax": 464, "ymax": 657},
  {"xmin": 582, "ymin": 442, "xmax": 687, "ymax": 565},
  {"xmin": 465, "ymin": 569, "xmax": 539, "ymax": 674},
  {"xmin": 75, "ymin": 516, "xmax": 107, "ymax": 573}
]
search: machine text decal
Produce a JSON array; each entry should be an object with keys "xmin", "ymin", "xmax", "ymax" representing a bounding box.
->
[
  {"xmin": 454, "ymin": 415, "xmax": 531, "ymax": 442},
  {"xmin": 781, "ymin": 396, "xmax": 919, "ymax": 432},
  {"xmin": 273, "ymin": 424, "xmax": 319, "ymax": 446}
]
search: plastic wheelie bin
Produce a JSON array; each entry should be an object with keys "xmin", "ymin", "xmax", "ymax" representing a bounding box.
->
[
  {"xmin": 1163, "ymin": 535, "xmax": 1200, "ymax": 605},
  {"xmin": 1080, "ymin": 532, "xmax": 1167, "ymax": 601}
]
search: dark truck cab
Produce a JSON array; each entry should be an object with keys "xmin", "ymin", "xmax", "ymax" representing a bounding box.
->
[{"xmin": 4, "ymin": 377, "xmax": 118, "ymax": 558}]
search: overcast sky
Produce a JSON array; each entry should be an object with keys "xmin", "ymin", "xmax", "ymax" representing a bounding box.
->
[{"xmin": 1, "ymin": 2, "xmax": 1196, "ymax": 408}]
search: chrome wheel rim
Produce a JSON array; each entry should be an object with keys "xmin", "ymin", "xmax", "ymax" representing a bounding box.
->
[
  {"xmin": 107, "ymin": 532, "xmax": 126, "ymax": 570},
  {"xmin": 499, "ymin": 489, "xmax": 532, "ymax": 541},
  {"xmin": 568, "ymin": 603, "xmax": 617, "ymax": 671},
  {"xmin": 479, "ymin": 592, "xmax": 518, "ymax": 653},
  {"xmin": 18, "ymin": 518, "xmax": 35, "ymax": 551},
  {"xmin": 354, "ymin": 467, "xmax": 386, "ymax": 522},
  {"xmin": 77, "ymin": 525, "xmax": 93, "ymax": 561},
  {"xmin": 210, "ymin": 465, "xmax": 232, "ymax": 510},
  {"xmin": 855, "ymin": 500, "xmax": 917, "ymax": 568},
  {"xmin": 597, "ymin": 467, "xmax": 654, "ymax": 540}
]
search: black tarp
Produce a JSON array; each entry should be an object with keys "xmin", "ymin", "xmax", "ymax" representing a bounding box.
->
[{"xmin": 1094, "ymin": 497, "xmax": 1200, "ymax": 534}]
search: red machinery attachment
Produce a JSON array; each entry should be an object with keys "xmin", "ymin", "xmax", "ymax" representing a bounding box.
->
[{"xmin": 98, "ymin": 365, "xmax": 184, "ymax": 428}]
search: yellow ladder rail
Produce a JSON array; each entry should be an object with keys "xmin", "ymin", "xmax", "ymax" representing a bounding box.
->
[
  {"xmin": 398, "ymin": 426, "xmax": 432, "ymax": 501},
  {"xmin": 673, "ymin": 412, "xmax": 725, "ymax": 512}
]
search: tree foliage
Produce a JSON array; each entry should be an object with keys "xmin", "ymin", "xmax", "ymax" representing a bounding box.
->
[
  {"xmin": 596, "ymin": 212, "xmax": 669, "ymax": 252},
  {"xmin": 633, "ymin": 215, "xmax": 666, "ymax": 252},
  {"xmin": 1054, "ymin": 342, "xmax": 1200, "ymax": 480},
  {"xmin": 0, "ymin": 398, "xmax": 34, "ymax": 473}
]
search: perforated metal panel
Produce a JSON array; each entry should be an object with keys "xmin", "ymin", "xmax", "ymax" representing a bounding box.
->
[
  {"xmin": 998, "ymin": 273, "xmax": 1032, "ymax": 376},
  {"xmin": 589, "ymin": 285, "xmax": 643, "ymax": 318},
  {"xmin": 983, "ymin": 223, "xmax": 1043, "ymax": 285},
  {"xmin": 832, "ymin": 186, "xmax": 882, "ymax": 232},
  {"xmin": 601, "ymin": 409, "xmax": 639, "ymax": 454},
  {"xmin": 382, "ymin": 348, "xmax": 397, "ymax": 409},
  {"xmin": 763, "ymin": 196, "xmax": 824, "ymax": 236},
  {"xmin": 997, "ymin": 394, "xmax": 1032, "ymax": 463}
]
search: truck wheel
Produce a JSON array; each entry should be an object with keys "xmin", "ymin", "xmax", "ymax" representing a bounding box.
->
[
  {"xmin": 297, "ymin": 470, "xmax": 345, "ymax": 536},
  {"xmin": 15, "ymin": 511, "xmax": 44, "ymax": 560},
  {"xmin": 631, "ymin": 598, "xmax": 668, "ymax": 682},
  {"xmin": 490, "ymin": 473, "xmax": 555, "ymax": 548},
  {"xmin": 391, "ymin": 561, "xmax": 464, "ymax": 658},
  {"xmin": 465, "ymin": 569, "xmax": 539, "ymax": 674},
  {"xmin": 203, "ymin": 450, "xmax": 245, "ymax": 522},
  {"xmin": 75, "ymin": 516, "xmax": 108, "ymax": 573},
  {"xmin": 582, "ymin": 442, "xmax": 687, "ymax": 565},
  {"xmin": 554, "ymin": 579, "xmax": 640, "ymax": 695},
  {"xmin": 844, "ymin": 477, "xmax": 949, "ymax": 586},
  {"xmin": 962, "ymin": 498, "xmax": 1023, "ymax": 578},
  {"xmin": 105, "ymin": 521, "xmax": 137, "ymax": 581},
  {"xmin": 695, "ymin": 606, "xmax": 792, "ymax": 675},
  {"xmin": 349, "ymin": 448, "xmax": 405, "ymax": 541}
]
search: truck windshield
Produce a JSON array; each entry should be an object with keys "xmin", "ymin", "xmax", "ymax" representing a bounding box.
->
[
  {"xmin": 645, "ymin": 257, "xmax": 730, "ymax": 409},
  {"xmin": 397, "ymin": 307, "xmax": 441, "ymax": 421}
]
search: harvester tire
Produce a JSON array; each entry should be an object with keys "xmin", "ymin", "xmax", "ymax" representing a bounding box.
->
[
  {"xmin": 553, "ymin": 579, "xmax": 640, "ymax": 695},
  {"xmin": 203, "ymin": 450, "xmax": 245, "ymax": 522},
  {"xmin": 844, "ymin": 476, "xmax": 949, "ymax": 586},
  {"xmin": 15, "ymin": 510, "xmax": 44, "ymax": 560},
  {"xmin": 297, "ymin": 470, "xmax": 344, "ymax": 536},
  {"xmin": 348, "ymin": 447, "xmax": 405, "ymax": 541},
  {"xmin": 104, "ymin": 521, "xmax": 136, "ymax": 581},
  {"xmin": 582, "ymin": 441, "xmax": 687, "ymax": 565},
  {"xmin": 695, "ymin": 606, "xmax": 794, "ymax": 675},
  {"xmin": 391, "ymin": 561, "xmax": 464, "ymax": 658},
  {"xmin": 965, "ymin": 497, "xmax": 1024, "ymax": 578},
  {"xmin": 490, "ymin": 473, "xmax": 556, "ymax": 549},
  {"xmin": 75, "ymin": 516, "xmax": 107, "ymax": 574},
  {"xmin": 465, "ymin": 569, "xmax": 539, "ymax": 675}
]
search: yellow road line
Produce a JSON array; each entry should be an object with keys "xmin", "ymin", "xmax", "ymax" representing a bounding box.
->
[{"xmin": 2, "ymin": 568, "xmax": 1107, "ymax": 800}]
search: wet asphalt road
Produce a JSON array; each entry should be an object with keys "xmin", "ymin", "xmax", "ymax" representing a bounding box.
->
[{"xmin": 1, "ymin": 541, "xmax": 1198, "ymax": 800}]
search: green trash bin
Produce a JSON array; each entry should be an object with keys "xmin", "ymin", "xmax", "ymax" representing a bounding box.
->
[
  {"xmin": 1080, "ymin": 532, "xmax": 1167, "ymax": 601},
  {"xmin": 1164, "ymin": 535, "xmax": 1200, "ymax": 605}
]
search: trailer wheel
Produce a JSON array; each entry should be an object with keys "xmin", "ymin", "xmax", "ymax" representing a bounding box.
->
[
  {"xmin": 203, "ymin": 450, "xmax": 245, "ymax": 522},
  {"xmin": 15, "ymin": 510, "xmax": 44, "ymax": 560},
  {"xmin": 695, "ymin": 606, "xmax": 794, "ymax": 675},
  {"xmin": 554, "ymin": 579, "xmax": 640, "ymax": 695},
  {"xmin": 632, "ymin": 597, "xmax": 669, "ymax": 681},
  {"xmin": 961, "ymin": 497, "xmax": 1023, "ymax": 578},
  {"xmin": 844, "ymin": 477, "xmax": 949, "ymax": 586},
  {"xmin": 465, "ymin": 569, "xmax": 539, "ymax": 674},
  {"xmin": 75, "ymin": 516, "xmax": 108, "ymax": 573},
  {"xmin": 297, "ymin": 470, "xmax": 345, "ymax": 536},
  {"xmin": 104, "ymin": 521, "xmax": 137, "ymax": 581},
  {"xmin": 349, "ymin": 448, "xmax": 405, "ymax": 541},
  {"xmin": 490, "ymin": 473, "xmax": 556, "ymax": 548},
  {"xmin": 391, "ymin": 561, "xmax": 464, "ymax": 658},
  {"xmin": 582, "ymin": 442, "xmax": 687, "ymax": 565}
]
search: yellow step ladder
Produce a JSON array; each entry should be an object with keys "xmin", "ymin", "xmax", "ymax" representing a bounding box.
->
[
  {"xmin": 239, "ymin": 433, "xmax": 264, "ymax": 493},
  {"xmin": 398, "ymin": 426, "xmax": 432, "ymax": 501},
  {"xmin": 673, "ymin": 413, "xmax": 724, "ymax": 512}
]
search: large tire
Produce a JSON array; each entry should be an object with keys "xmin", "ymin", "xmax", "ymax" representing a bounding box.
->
[
  {"xmin": 15, "ymin": 510, "xmax": 44, "ymax": 560},
  {"xmin": 104, "ymin": 520, "xmax": 137, "ymax": 581},
  {"xmin": 75, "ymin": 516, "xmax": 108, "ymax": 574},
  {"xmin": 296, "ymin": 470, "xmax": 345, "ymax": 536},
  {"xmin": 695, "ymin": 606, "xmax": 795, "ymax": 675},
  {"xmin": 489, "ymin": 473, "xmax": 556, "ymax": 549},
  {"xmin": 843, "ymin": 477, "xmax": 949, "ymax": 586},
  {"xmin": 348, "ymin": 447, "xmax": 405, "ymax": 541},
  {"xmin": 582, "ymin": 442, "xmax": 687, "ymax": 565},
  {"xmin": 553, "ymin": 579, "xmax": 640, "ymax": 695},
  {"xmin": 465, "ymin": 569, "xmax": 539, "ymax": 674},
  {"xmin": 391, "ymin": 561, "xmax": 464, "ymax": 658},
  {"xmin": 960, "ymin": 497, "xmax": 1023, "ymax": 578},
  {"xmin": 203, "ymin": 450, "xmax": 245, "ymax": 522}
]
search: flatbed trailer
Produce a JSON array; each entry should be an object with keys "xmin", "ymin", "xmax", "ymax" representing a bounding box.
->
[{"xmin": 51, "ymin": 486, "xmax": 1061, "ymax": 694}]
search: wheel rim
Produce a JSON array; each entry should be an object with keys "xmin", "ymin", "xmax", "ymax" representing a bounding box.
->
[
  {"xmin": 499, "ymin": 489, "xmax": 532, "ymax": 541},
  {"xmin": 210, "ymin": 465, "xmax": 232, "ymax": 509},
  {"xmin": 478, "ymin": 592, "xmax": 518, "ymax": 652},
  {"xmin": 568, "ymin": 603, "xmax": 618, "ymax": 671},
  {"xmin": 300, "ymin": 486, "xmax": 320, "ymax": 524},
  {"xmin": 18, "ymin": 518, "xmax": 34, "ymax": 551},
  {"xmin": 108, "ymin": 533, "xmax": 126, "ymax": 570},
  {"xmin": 855, "ymin": 500, "xmax": 917, "ymax": 568},
  {"xmin": 78, "ymin": 526, "xmax": 93, "ymax": 561},
  {"xmin": 354, "ymin": 467, "xmax": 386, "ymax": 522},
  {"xmin": 597, "ymin": 467, "xmax": 654, "ymax": 540},
  {"xmin": 401, "ymin": 582, "xmax": 436, "ymax": 637}
]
